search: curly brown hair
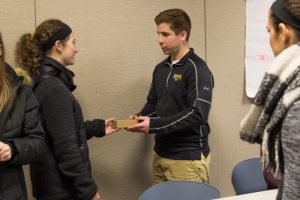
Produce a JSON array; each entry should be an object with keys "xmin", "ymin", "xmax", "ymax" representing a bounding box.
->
[{"xmin": 15, "ymin": 19, "xmax": 68, "ymax": 75}]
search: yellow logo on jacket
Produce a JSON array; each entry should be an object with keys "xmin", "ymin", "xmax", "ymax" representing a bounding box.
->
[{"xmin": 173, "ymin": 74, "xmax": 182, "ymax": 81}]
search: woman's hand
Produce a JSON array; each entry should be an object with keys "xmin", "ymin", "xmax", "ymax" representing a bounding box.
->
[
  {"xmin": 91, "ymin": 192, "xmax": 101, "ymax": 200},
  {"xmin": 105, "ymin": 117, "xmax": 120, "ymax": 135},
  {"xmin": 0, "ymin": 141, "xmax": 12, "ymax": 162}
]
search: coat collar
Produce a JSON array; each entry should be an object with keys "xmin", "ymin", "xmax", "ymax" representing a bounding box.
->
[
  {"xmin": 38, "ymin": 57, "xmax": 76, "ymax": 91},
  {"xmin": 163, "ymin": 48, "xmax": 194, "ymax": 66},
  {"xmin": 5, "ymin": 63, "xmax": 23, "ymax": 88}
]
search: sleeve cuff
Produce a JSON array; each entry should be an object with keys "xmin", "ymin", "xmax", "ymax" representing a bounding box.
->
[
  {"xmin": 149, "ymin": 118, "xmax": 157, "ymax": 134},
  {"xmin": 6, "ymin": 141, "xmax": 18, "ymax": 161},
  {"xmin": 99, "ymin": 119, "xmax": 106, "ymax": 137}
]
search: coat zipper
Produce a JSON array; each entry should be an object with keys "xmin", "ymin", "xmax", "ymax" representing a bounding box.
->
[{"xmin": 166, "ymin": 64, "xmax": 173, "ymax": 88}]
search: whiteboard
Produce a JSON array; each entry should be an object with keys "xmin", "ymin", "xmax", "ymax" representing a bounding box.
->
[{"xmin": 245, "ymin": 0, "xmax": 275, "ymax": 98}]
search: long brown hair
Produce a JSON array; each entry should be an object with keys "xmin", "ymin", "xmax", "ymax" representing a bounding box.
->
[
  {"xmin": 15, "ymin": 19, "xmax": 69, "ymax": 75},
  {"xmin": 0, "ymin": 32, "xmax": 13, "ymax": 111}
]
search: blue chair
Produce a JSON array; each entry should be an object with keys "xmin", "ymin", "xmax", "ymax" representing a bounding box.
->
[
  {"xmin": 139, "ymin": 180, "xmax": 220, "ymax": 200},
  {"xmin": 231, "ymin": 158, "xmax": 267, "ymax": 195}
]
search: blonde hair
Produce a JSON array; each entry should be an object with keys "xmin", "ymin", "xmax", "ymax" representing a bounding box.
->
[{"xmin": 0, "ymin": 32, "xmax": 13, "ymax": 111}]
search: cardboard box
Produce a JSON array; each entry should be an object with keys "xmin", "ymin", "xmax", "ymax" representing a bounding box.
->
[{"xmin": 112, "ymin": 119, "xmax": 139, "ymax": 129}]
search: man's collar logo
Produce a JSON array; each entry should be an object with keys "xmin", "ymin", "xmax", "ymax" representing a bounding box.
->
[{"xmin": 173, "ymin": 74, "xmax": 182, "ymax": 81}]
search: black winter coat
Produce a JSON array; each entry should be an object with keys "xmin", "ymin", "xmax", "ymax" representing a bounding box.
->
[
  {"xmin": 0, "ymin": 64, "xmax": 45, "ymax": 200},
  {"xmin": 30, "ymin": 57, "xmax": 106, "ymax": 200}
]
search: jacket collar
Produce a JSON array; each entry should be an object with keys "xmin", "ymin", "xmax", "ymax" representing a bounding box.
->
[
  {"xmin": 164, "ymin": 48, "xmax": 194, "ymax": 66},
  {"xmin": 38, "ymin": 57, "xmax": 76, "ymax": 91},
  {"xmin": 5, "ymin": 63, "xmax": 22, "ymax": 88}
]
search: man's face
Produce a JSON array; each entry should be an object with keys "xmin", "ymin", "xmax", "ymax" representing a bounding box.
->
[{"xmin": 157, "ymin": 23, "xmax": 185, "ymax": 56}]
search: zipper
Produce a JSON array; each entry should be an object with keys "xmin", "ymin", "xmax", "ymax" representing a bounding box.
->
[
  {"xmin": 79, "ymin": 143, "xmax": 86, "ymax": 150},
  {"xmin": 165, "ymin": 64, "xmax": 173, "ymax": 88},
  {"xmin": 199, "ymin": 125, "xmax": 203, "ymax": 148}
]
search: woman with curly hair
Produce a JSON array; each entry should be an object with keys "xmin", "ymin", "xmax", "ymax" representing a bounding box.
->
[{"xmin": 15, "ymin": 19, "xmax": 118, "ymax": 200}]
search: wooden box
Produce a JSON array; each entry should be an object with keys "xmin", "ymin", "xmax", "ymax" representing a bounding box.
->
[{"xmin": 112, "ymin": 119, "xmax": 139, "ymax": 128}]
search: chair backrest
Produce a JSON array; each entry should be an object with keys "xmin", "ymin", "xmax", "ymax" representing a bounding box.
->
[
  {"xmin": 139, "ymin": 180, "xmax": 220, "ymax": 200},
  {"xmin": 231, "ymin": 158, "xmax": 267, "ymax": 195}
]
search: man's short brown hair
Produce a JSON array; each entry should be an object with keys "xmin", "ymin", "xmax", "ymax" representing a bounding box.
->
[{"xmin": 155, "ymin": 9, "xmax": 191, "ymax": 41}]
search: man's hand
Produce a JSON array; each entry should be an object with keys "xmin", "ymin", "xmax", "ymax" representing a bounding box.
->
[
  {"xmin": 127, "ymin": 116, "xmax": 150, "ymax": 134},
  {"xmin": 0, "ymin": 141, "xmax": 12, "ymax": 162},
  {"xmin": 129, "ymin": 114, "xmax": 138, "ymax": 120}
]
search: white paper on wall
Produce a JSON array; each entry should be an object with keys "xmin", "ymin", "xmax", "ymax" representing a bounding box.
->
[{"xmin": 245, "ymin": 0, "xmax": 275, "ymax": 98}]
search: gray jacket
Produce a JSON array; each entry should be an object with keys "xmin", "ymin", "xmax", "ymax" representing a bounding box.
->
[{"xmin": 279, "ymin": 100, "xmax": 300, "ymax": 200}]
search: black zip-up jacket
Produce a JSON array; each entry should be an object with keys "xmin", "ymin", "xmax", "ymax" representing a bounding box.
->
[
  {"xmin": 0, "ymin": 64, "xmax": 45, "ymax": 200},
  {"xmin": 139, "ymin": 49, "xmax": 214, "ymax": 160},
  {"xmin": 30, "ymin": 57, "xmax": 106, "ymax": 200}
]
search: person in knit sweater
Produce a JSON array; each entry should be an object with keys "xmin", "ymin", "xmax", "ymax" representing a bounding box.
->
[{"xmin": 240, "ymin": 0, "xmax": 300, "ymax": 199}]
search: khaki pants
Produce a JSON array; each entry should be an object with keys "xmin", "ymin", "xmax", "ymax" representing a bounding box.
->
[{"xmin": 152, "ymin": 152, "xmax": 210, "ymax": 184}]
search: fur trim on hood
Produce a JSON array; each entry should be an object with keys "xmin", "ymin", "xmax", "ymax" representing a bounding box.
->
[{"xmin": 14, "ymin": 67, "xmax": 32, "ymax": 86}]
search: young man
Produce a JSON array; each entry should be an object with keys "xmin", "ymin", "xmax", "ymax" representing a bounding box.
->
[{"xmin": 127, "ymin": 9, "xmax": 214, "ymax": 184}]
